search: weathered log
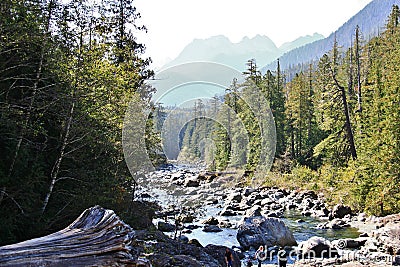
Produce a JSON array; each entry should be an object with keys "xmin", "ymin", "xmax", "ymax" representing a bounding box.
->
[{"xmin": 0, "ymin": 206, "xmax": 147, "ymax": 267}]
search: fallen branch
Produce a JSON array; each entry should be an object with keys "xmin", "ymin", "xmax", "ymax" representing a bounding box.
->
[{"xmin": 0, "ymin": 206, "xmax": 147, "ymax": 266}]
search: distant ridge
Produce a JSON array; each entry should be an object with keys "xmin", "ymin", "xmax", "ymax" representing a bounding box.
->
[
  {"xmin": 162, "ymin": 34, "xmax": 324, "ymax": 71},
  {"xmin": 262, "ymin": 0, "xmax": 400, "ymax": 72}
]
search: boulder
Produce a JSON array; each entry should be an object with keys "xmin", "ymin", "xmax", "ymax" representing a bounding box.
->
[
  {"xmin": 203, "ymin": 225, "xmax": 223, "ymax": 232},
  {"xmin": 220, "ymin": 207, "xmax": 238, "ymax": 216},
  {"xmin": 236, "ymin": 215, "xmax": 297, "ymax": 250},
  {"xmin": 202, "ymin": 217, "xmax": 219, "ymax": 225},
  {"xmin": 179, "ymin": 235, "xmax": 189, "ymax": 243},
  {"xmin": 297, "ymin": 236, "xmax": 338, "ymax": 258},
  {"xmin": 179, "ymin": 214, "xmax": 195, "ymax": 223},
  {"xmin": 170, "ymin": 172, "xmax": 184, "ymax": 181},
  {"xmin": 245, "ymin": 205, "xmax": 262, "ymax": 217},
  {"xmin": 330, "ymin": 204, "xmax": 352, "ymax": 219},
  {"xmin": 317, "ymin": 218, "xmax": 350, "ymax": 229},
  {"xmin": 157, "ymin": 221, "xmax": 175, "ymax": 232},
  {"xmin": 243, "ymin": 187, "xmax": 256, "ymax": 197},
  {"xmin": 188, "ymin": 239, "xmax": 203, "ymax": 247},
  {"xmin": 227, "ymin": 192, "xmax": 243, "ymax": 203},
  {"xmin": 184, "ymin": 177, "xmax": 200, "ymax": 187}
]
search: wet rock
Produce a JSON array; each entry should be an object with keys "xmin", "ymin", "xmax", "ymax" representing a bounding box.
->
[
  {"xmin": 203, "ymin": 225, "xmax": 223, "ymax": 232},
  {"xmin": 302, "ymin": 210, "xmax": 312, "ymax": 217},
  {"xmin": 157, "ymin": 221, "xmax": 175, "ymax": 232},
  {"xmin": 186, "ymin": 224, "xmax": 201, "ymax": 230},
  {"xmin": 236, "ymin": 215, "xmax": 297, "ymax": 250}
]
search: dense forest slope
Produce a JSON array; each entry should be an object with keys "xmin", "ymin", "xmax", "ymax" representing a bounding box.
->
[{"xmin": 263, "ymin": 0, "xmax": 400, "ymax": 71}]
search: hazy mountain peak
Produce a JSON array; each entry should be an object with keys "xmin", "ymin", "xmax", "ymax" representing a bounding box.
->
[
  {"xmin": 163, "ymin": 33, "xmax": 319, "ymax": 70},
  {"xmin": 279, "ymin": 33, "xmax": 325, "ymax": 53}
]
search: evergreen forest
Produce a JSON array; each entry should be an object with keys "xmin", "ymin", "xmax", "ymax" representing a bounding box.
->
[{"xmin": 1, "ymin": 0, "xmax": 400, "ymax": 247}]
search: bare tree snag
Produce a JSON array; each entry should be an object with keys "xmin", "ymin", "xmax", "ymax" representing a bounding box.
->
[{"xmin": 0, "ymin": 206, "xmax": 149, "ymax": 267}]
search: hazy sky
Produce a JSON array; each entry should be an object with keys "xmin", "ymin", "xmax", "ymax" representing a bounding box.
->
[{"xmin": 134, "ymin": 0, "xmax": 373, "ymax": 68}]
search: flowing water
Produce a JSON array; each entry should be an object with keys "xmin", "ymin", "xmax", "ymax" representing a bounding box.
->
[{"xmin": 142, "ymin": 165, "xmax": 361, "ymax": 265}]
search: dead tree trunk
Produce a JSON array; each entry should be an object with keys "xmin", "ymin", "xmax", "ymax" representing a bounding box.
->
[
  {"xmin": 0, "ymin": 206, "xmax": 149, "ymax": 266},
  {"xmin": 332, "ymin": 73, "xmax": 358, "ymax": 160}
]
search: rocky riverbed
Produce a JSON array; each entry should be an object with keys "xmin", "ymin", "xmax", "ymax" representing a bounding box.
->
[{"xmin": 134, "ymin": 165, "xmax": 400, "ymax": 266}]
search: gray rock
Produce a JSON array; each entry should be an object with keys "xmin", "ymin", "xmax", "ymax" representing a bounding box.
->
[
  {"xmin": 245, "ymin": 205, "xmax": 262, "ymax": 217},
  {"xmin": 317, "ymin": 218, "xmax": 350, "ymax": 229},
  {"xmin": 179, "ymin": 214, "xmax": 195, "ymax": 223},
  {"xmin": 297, "ymin": 236, "xmax": 338, "ymax": 258},
  {"xmin": 329, "ymin": 204, "xmax": 352, "ymax": 219},
  {"xmin": 236, "ymin": 215, "xmax": 297, "ymax": 250},
  {"xmin": 227, "ymin": 192, "xmax": 243, "ymax": 203},
  {"xmin": 157, "ymin": 221, "xmax": 175, "ymax": 232},
  {"xmin": 219, "ymin": 220, "xmax": 232, "ymax": 228},
  {"xmin": 220, "ymin": 207, "xmax": 238, "ymax": 216},
  {"xmin": 179, "ymin": 235, "xmax": 189, "ymax": 243},
  {"xmin": 243, "ymin": 187, "xmax": 255, "ymax": 197},
  {"xmin": 203, "ymin": 225, "xmax": 223, "ymax": 232},
  {"xmin": 184, "ymin": 177, "xmax": 200, "ymax": 187},
  {"xmin": 202, "ymin": 217, "xmax": 219, "ymax": 225},
  {"xmin": 188, "ymin": 239, "xmax": 203, "ymax": 247}
]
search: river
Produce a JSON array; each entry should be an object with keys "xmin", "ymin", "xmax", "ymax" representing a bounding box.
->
[{"xmin": 137, "ymin": 165, "xmax": 361, "ymax": 265}]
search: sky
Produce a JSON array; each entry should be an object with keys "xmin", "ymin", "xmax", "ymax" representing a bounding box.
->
[{"xmin": 134, "ymin": 0, "xmax": 373, "ymax": 69}]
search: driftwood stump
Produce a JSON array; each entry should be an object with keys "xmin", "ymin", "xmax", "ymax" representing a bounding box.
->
[{"xmin": 0, "ymin": 206, "xmax": 147, "ymax": 266}]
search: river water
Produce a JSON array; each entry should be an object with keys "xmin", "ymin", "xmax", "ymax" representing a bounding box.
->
[{"xmin": 139, "ymin": 165, "xmax": 361, "ymax": 265}]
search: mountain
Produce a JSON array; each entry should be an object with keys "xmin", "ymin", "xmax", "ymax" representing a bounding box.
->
[
  {"xmin": 162, "ymin": 34, "xmax": 324, "ymax": 71},
  {"xmin": 262, "ymin": 0, "xmax": 400, "ymax": 72},
  {"xmin": 279, "ymin": 33, "xmax": 325, "ymax": 53}
]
